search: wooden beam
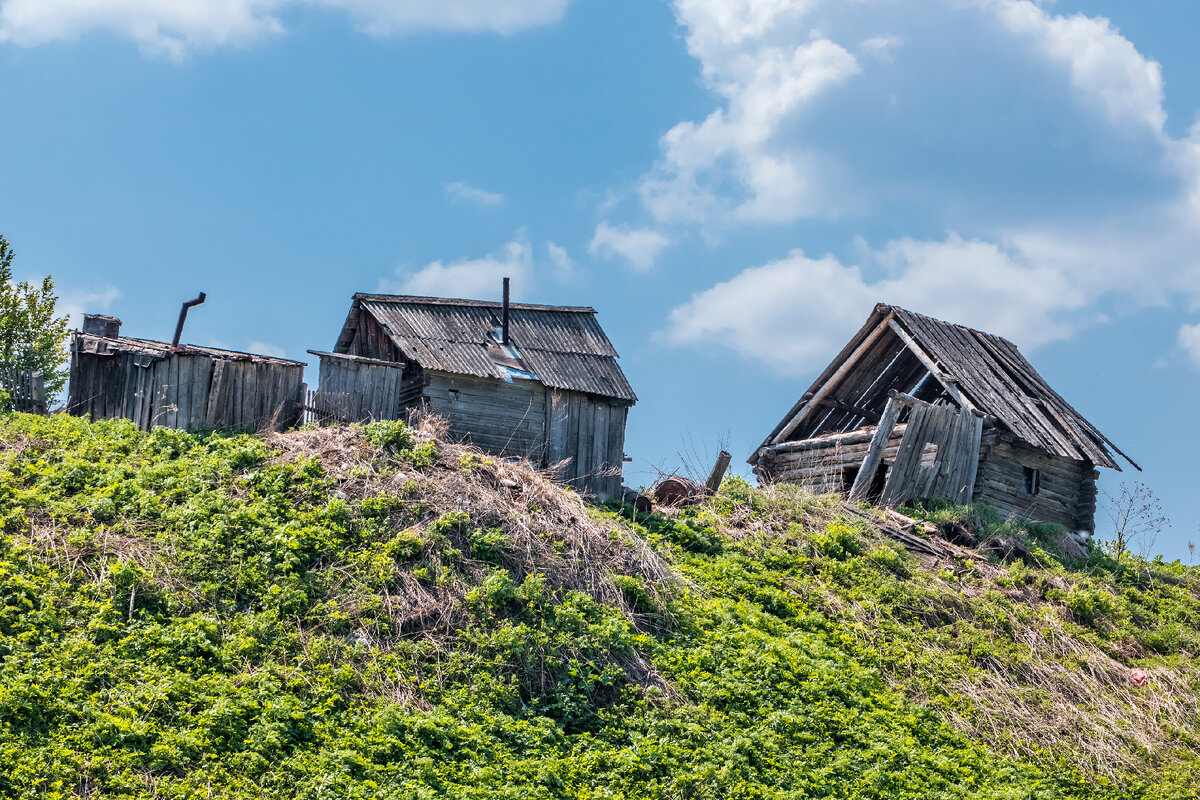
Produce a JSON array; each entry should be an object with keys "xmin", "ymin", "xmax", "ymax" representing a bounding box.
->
[
  {"xmin": 847, "ymin": 395, "xmax": 902, "ymax": 503},
  {"xmin": 887, "ymin": 320, "xmax": 979, "ymax": 415},
  {"xmin": 818, "ymin": 397, "xmax": 881, "ymax": 423},
  {"xmin": 771, "ymin": 312, "xmax": 894, "ymax": 445}
]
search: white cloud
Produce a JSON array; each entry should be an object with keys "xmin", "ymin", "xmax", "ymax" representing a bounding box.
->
[
  {"xmin": 639, "ymin": 32, "xmax": 860, "ymax": 225},
  {"xmin": 0, "ymin": 0, "xmax": 570, "ymax": 59},
  {"xmin": 643, "ymin": 0, "xmax": 1200, "ymax": 373},
  {"xmin": 382, "ymin": 239, "xmax": 533, "ymax": 300},
  {"xmin": 588, "ymin": 222, "xmax": 670, "ymax": 271},
  {"xmin": 247, "ymin": 340, "xmax": 287, "ymax": 358},
  {"xmin": 858, "ymin": 34, "xmax": 901, "ymax": 61},
  {"xmin": 317, "ymin": 0, "xmax": 568, "ymax": 37},
  {"xmin": 445, "ymin": 181, "xmax": 505, "ymax": 207},
  {"xmin": 1178, "ymin": 322, "xmax": 1200, "ymax": 368},
  {"xmin": 988, "ymin": 0, "xmax": 1166, "ymax": 133},
  {"xmin": 664, "ymin": 234, "xmax": 1095, "ymax": 375},
  {"xmin": 545, "ymin": 241, "xmax": 576, "ymax": 279},
  {"xmin": 57, "ymin": 284, "xmax": 121, "ymax": 330}
]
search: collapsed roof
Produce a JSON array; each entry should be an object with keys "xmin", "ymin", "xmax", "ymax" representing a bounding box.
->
[
  {"xmin": 758, "ymin": 304, "xmax": 1136, "ymax": 471},
  {"xmin": 73, "ymin": 332, "xmax": 305, "ymax": 367}
]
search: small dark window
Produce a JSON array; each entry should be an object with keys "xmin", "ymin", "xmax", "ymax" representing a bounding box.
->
[{"xmin": 1022, "ymin": 467, "xmax": 1040, "ymax": 495}]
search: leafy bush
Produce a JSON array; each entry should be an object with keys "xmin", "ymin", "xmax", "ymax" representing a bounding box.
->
[{"xmin": 0, "ymin": 413, "xmax": 1194, "ymax": 799}]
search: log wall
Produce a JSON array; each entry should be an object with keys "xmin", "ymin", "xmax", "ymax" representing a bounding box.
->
[
  {"xmin": 974, "ymin": 431, "xmax": 1098, "ymax": 531},
  {"xmin": 754, "ymin": 425, "xmax": 915, "ymax": 495}
]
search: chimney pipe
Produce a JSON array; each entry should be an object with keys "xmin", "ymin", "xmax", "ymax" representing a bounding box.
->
[
  {"xmin": 501, "ymin": 277, "xmax": 510, "ymax": 345},
  {"xmin": 171, "ymin": 292, "xmax": 207, "ymax": 348}
]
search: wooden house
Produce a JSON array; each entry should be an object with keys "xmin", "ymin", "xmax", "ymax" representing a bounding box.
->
[
  {"xmin": 751, "ymin": 304, "xmax": 1137, "ymax": 532},
  {"xmin": 309, "ymin": 288, "xmax": 636, "ymax": 500},
  {"xmin": 68, "ymin": 314, "xmax": 306, "ymax": 432}
]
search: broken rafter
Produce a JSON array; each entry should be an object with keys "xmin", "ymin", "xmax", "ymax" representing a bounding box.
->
[{"xmin": 771, "ymin": 312, "xmax": 894, "ymax": 445}]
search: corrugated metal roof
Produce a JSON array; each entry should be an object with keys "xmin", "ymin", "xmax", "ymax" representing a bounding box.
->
[
  {"xmin": 341, "ymin": 295, "xmax": 636, "ymax": 403},
  {"xmin": 74, "ymin": 332, "xmax": 305, "ymax": 366}
]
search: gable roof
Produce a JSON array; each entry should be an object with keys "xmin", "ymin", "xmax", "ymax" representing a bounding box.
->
[
  {"xmin": 759, "ymin": 304, "xmax": 1136, "ymax": 470},
  {"xmin": 334, "ymin": 294, "xmax": 636, "ymax": 404}
]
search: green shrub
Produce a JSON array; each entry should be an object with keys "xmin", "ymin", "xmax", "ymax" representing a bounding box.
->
[{"xmin": 362, "ymin": 420, "xmax": 413, "ymax": 452}]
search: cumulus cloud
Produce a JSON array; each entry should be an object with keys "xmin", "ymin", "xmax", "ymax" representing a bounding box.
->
[
  {"xmin": 0, "ymin": 0, "xmax": 570, "ymax": 59},
  {"xmin": 645, "ymin": 0, "xmax": 1200, "ymax": 372},
  {"xmin": 382, "ymin": 239, "xmax": 533, "ymax": 300},
  {"xmin": 639, "ymin": 32, "xmax": 859, "ymax": 225},
  {"xmin": 664, "ymin": 234, "xmax": 1097, "ymax": 375},
  {"xmin": 445, "ymin": 181, "xmax": 505, "ymax": 207},
  {"xmin": 588, "ymin": 222, "xmax": 670, "ymax": 271},
  {"xmin": 988, "ymin": 0, "xmax": 1166, "ymax": 133}
]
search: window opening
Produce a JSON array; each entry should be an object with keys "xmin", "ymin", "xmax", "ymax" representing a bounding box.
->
[{"xmin": 1022, "ymin": 466, "xmax": 1040, "ymax": 495}]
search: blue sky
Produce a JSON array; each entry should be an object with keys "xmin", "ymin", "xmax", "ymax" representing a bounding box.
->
[{"xmin": 2, "ymin": 0, "xmax": 1199, "ymax": 558}]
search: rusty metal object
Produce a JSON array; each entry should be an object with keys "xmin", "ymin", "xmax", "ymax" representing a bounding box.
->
[
  {"xmin": 652, "ymin": 476, "xmax": 702, "ymax": 507},
  {"xmin": 172, "ymin": 292, "xmax": 207, "ymax": 348}
]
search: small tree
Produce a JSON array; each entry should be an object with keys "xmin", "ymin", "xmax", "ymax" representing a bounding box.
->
[
  {"xmin": 0, "ymin": 236, "xmax": 70, "ymax": 408},
  {"xmin": 1101, "ymin": 482, "xmax": 1169, "ymax": 560}
]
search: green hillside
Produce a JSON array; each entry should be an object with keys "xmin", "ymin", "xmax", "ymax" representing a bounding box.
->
[{"xmin": 0, "ymin": 413, "xmax": 1197, "ymax": 799}]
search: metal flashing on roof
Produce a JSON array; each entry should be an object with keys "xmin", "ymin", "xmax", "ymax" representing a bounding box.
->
[{"xmin": 335, "ymin": 293, "xmax": 636, "ymax": 404}]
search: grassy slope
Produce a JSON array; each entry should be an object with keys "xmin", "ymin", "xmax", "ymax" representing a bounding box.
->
[{"xmin": 0, "ymin": 413, "xmax": 1196, "ymax": 799}]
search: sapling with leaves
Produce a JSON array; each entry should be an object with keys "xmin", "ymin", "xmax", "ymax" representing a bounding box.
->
[
  {"xmin": 1101, "ymin": 481, "xmax": 1169, "ymax": 560},
  {"xmin": 0, "ymin": 235, "xmax": 70, "ymax": 408}
]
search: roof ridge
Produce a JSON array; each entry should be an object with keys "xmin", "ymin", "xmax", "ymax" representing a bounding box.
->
[
  {"xmin": 355, "ymin": 293, "xmax": 596, "ymax": 314},
  {"xmin": 883, "ymin": 304, "xmax": 1020, "ymax": 348}
]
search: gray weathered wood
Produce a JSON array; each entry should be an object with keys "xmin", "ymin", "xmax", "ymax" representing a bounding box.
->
[{"xmin": 847, "ymin": 396, "xmax": 902, "ymax": 503}]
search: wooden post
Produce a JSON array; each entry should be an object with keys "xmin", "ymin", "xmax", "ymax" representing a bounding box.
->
[
  {"xmin": 705, "ymin": 450, "xmax": 732, "ymax": 494},
  {"xmin": 847, "ymin": 396, "xmax": 901, "ymax": 503}
]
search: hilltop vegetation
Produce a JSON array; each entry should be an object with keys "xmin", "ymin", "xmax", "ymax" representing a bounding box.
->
[{"xmin": 0, "ymin": 412, "xmax": 1197, "ymax": 798}]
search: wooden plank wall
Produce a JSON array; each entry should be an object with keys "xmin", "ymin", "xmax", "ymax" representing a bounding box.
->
[
  {"xmin": 423, "ymin": 371, "xmax": 548, "ymax": 463},
  {"xmin": 67, "ymin": 343, "xmax": 304, "ymax": 432},
  {"xmin": 344, "ymin": 311, "xmax": 402, "ymax": 362},
  {"xmin": 544, "ymin": 389, "xmax": 627, "ymax": 501},
  {"xmin": 314, "ymin": 355, "xmax": 423, "ymax": 423},
  {"xmin": 974, "ymin": 431, "xmax": 1097, "ymax": 530},
  {"xmin": 877, "ymin": 401, "xmax": 983, "ymax": 507}
]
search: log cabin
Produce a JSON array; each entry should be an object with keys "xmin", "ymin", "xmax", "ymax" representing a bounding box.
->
[
  {"xmin": 310, "ymin": 283, "xmax": 636, "ymax": 500},
  {"xmin": 67, "ymin": 314, "xmax": 306, "ymax": 432},
  {"xmin": 750, "ymin": 304, "xmax": 1138, "ymax": 532}
]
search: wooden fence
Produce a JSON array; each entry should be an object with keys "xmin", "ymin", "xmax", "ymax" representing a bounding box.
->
[{"xmin": 0, "ymin": 369, "xmax": 47, "ymax": 414}]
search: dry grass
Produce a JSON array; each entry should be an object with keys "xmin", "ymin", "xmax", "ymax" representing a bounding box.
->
[
  {"xmin": 823, "ymin": 526, "xmax": 1200, "ymax": 780},
  {"xmin": 265, "ymin": 415, "xmax": 680, "ymax": 693}
]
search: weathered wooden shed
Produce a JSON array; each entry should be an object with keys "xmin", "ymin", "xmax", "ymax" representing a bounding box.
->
[
  {"xmin": 68, "ymin": 314, "xmax": 306, "ymax": 432},
  {"xmin": 310, "ymin": 290, "xmax": 637, "ymax": 499},
  {"xmin": 751, "ymin": 304, "xmax": 1137, "ymax": 532}
]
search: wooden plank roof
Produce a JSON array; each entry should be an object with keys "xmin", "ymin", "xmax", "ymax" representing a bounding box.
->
[
  {"xmin": 333, "ymin": 294, "xmax": 636, "ymax": 404},
  {"xmin": 759, "ymin": 304, "xmax": 1135, "ymax": 470},
  {"xmin": 73, "ymin": 332, "xmax": 305, "ymax": 367}
]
